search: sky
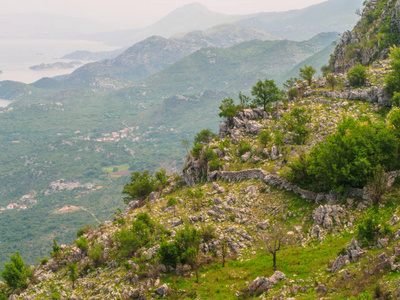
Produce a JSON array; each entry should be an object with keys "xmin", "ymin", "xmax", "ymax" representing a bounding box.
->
[{"xmin": 1, "ymin": 0, "xmax": 329, "ymax": 29}]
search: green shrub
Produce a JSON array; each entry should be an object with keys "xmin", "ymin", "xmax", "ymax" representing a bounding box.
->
[
  {"xmin": 229, "ymin": 214, "xmax": 236, "ymax": 222},
  {"xmin": 122, "ymin": 170, "xmax": 156, "ymax": 204},
  {"xmin": 37, "ymin": 257, "xmax": 48, "ymax": 265},
  {"xmin": 76, "ymin": 224, "xmax": 91, "ymax": 237},
  {"xmin": 202, "ymin": 148, "xmax": 217, "ymax": 163},
  {"xmin": 74, "ymin": 236, "xmax": 89, "ymax": 252},
  {"xmin": 167, "ymin": 197, "xmax": 178, "ymax": 207},
  {"xmin": 194, "ymin": 129, "xmax": 216, "ymax": 145},
  {"xmin": 356, "ymin": 208, "xmax": 392, "ymax": 247},
  {"xmin": 274, "ymin": 131, "xmax": 284, "ymax": 146},
  {"xmin": 348, "ymin": 64, "xmax": 367, "ymax": 87},
  {"xmin": 208, "ymin": 159, "xmax": 224, "ymax": 172},
  {"xmin": 1, "ymin": 252, "xmax": 31, "ymax": 290},
  {"xmin": 288, "ymin": 88, "xmax": 299, "ymax": 100},
  {"xmin": 201, "ymin": 225, "xmax": 216, "ymax": 243},
  {"xmin": 157, "ymin": 225, "xmax": 201, "ymax": 268},
  {"xmin": 386, "ymin": 46, "xmax": 400, "ymax": 94},
  {"xmin": 192, "ymin": 143, "xmax": 204, "ymax": 159},
  {"xmin": 114, "ymin": 213, "xmax": 158, "ymax": 258},
  {"xmin": 289, "ymin": 118, "xmax": 399, "ymax": 192},
  {"xmin": 219, "ymin": 98, "xmax": 239, "ymax": 126},
  {"xmin": 259, "ymin": 130, "xmax": 272, "ymax": 146},
  {"xmin": 88, "ymin": 244, "xmax": 105, "ymax": 267},
  {"xmin": 238, "ymin": 141, "xmax": 252, "ymax": 156}
]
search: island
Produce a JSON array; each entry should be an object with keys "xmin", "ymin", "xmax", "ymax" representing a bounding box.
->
[{"xmin": 29, "ymin": 61, "xmax": 82, "ymax": 71}]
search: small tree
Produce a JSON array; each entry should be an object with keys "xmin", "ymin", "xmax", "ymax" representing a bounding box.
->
[
  {"xmin": 155, "ymin": 168, "xmax": 168, "ymax": 189},
  {"xmin": 348, "ymin": 64, "xmax": 367, "ymax": 87},
  {"xmin": 181, "ymin": 139, "xmax": 190, "ymax": 154},
  {"xmin": 67, "ymin": 263, "xmax": 78, "ymax": 289},
  {"xmin": 194, "ymin": 129, "xmax": 216, "ymax": 145},
  {"xmin": 386, "ymin": 45, "xmax": 400, "ymax": 94},
  {"xmin": 221, "ymin": 238, "xmax": 228, "ymax": 267},
  {"xmin": 238, "ymin": 91, "xmax": 251, "ymax": 108},
  {"xmin": 122, "ymin": 170, "xmax": 156, "ymax": 204},
  {"xmin": 1, "ymin": 252, "xmax": 30, "ymax": 290},
  {"xmin": 283, "ymin": 77, "xmax": 298, "ymax": 90},
  {"xmin": 219, "ymin": 98, "xmax": 237, "ymax": 126},
  {"xmin": 326, "ymin": 74, "xmax": 337, "ymax": 91},
  {"xmin": 251, "ymin": 79, "xmax": 283, "ymax": 111},
  {"xmin": 259, "ymin": 225, "xmax": 290, "ymax": 270},
  {"xmin": 367, "ymin": 165, "xmax": 388, "ymax": 206},
  {"xmin": 299, "ymin": 65, "xmax": 316, "ymax": 86},
  {"xmin": 259, "ymin": 130, "xmax": 272, "ymax": 147},
  {"xmin": 388, "ymin": 106, "xmax": 400, "ymax": 137}
]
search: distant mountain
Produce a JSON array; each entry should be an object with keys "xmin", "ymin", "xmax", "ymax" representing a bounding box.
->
[
  {"xmin": 57, "ymin": 24, "xmax": 276, "ymax": 90},
  {"xmin": 61, "ymin": 48, "xmax": 126, "ymax": 61},
  {"xmin": 237, "ymin": 0, "xmax": 364, "ymax": 41},
  {"xmin": 134, "ymin": 32, "xmax": 339, "ymax": 97},
  {"xmin": 92, "ymin": 3, "xmax": 243, "ymax": 46}
]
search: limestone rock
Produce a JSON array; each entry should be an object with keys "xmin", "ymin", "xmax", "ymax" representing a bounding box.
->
[
  {"xmin": 241, "ymin": 152, "xmax": 251, "ymax": 162},
  {"xmin": 248, "ymin": 271, "xmax": 286, "ymax": 294},
  {"xmin": 155, "ymin": 284, "xmax": 169, "ymax": 296}
]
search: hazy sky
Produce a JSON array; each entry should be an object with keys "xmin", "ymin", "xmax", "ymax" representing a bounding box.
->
[{"xmin": 2, "ymin": 0, "xmax": 328, "ymax": 29}]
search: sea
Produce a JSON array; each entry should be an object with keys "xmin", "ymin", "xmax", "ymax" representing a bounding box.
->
[{"xmin": 0, "ymin": 39, "xmax": 117, "ymax": 84}]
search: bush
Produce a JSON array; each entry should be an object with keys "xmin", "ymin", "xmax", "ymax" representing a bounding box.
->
[
  {"xmin": 157, "ymin": 225, "xmax": 201, "ymax": 268},
  {"xmin": 219, "ymin": 98, "xmax": 238, "ymax": 125},
  {"xmin": 122, "ymin": 170, "xmax": 156, "ymax": 204},
  {"xmin": 283, "ymin": 107, "xmax": 311, "ymax": 145},
  {"xmin": 238, "ymin": 141, "xmax": 252, "ymax": 156},
  {"xmin": 202, "ymin": 148, "xmax": 217, "ymax": 163},
  {"xmin": 76, "ymin": 225, "xmax": 91, "ymax": 237},
  {"xmin": 356, "ymin": 208, "xmax": 392, "ymax": 247},
  {"xmin": 114, "ymin": 213, "xmax": 157, "ymax": 258},
  {"xmin": 167, "ymin": 197, "xmax": 178, "ymax": 207},
  {"xmin": 299, "ymin": 65, "xmax": 316, "ymax": 86},
  {"xmin": 288, "ymin": 88, "xmax": 299, "ymax": 100},
  {"xmin": 1, "ymin": 252, "xmax": 31, "ymax": 290},
  {"xmin": 194, "ymin": 129, "xmax": 216, "ymax": 145},
  {"xmin": 348, "ymin": 64, "xmax": 367, "ymax": 87},
  {"xmin": 386, "ymin": 46, "xmax": 400, "ymax": 94},
  {"xmin": 289, "ymin": 118, "xmax": 399, "ymax": 192},
  {"xmin": 191, "ymin": 143, "xmax": 204, "ymax": 159},
  {"xmin": 74, "ymin": 236, "xmax": 89, "ymax": 252},
  {"xmin": 259, "ymin": 130, "xmax": 272, "ymax": 146},
  {"xmin": 208, "ymin": 159, "xmax": 224, "ymax": 172},
  {"xmin": 88, "ymin": 244, "xmax": 105, "ymax": 267},
  {"xmin": 201, "ymin": 225, "xmax": 216, "ymax": 243},
  {"xmin": 387, "ymin": 106, "xmax": 400, "ymax": 137}
]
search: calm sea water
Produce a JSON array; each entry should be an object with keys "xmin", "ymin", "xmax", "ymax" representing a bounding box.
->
[
  {"xmin": 0, "ymin": 99, "xmax": 12, "ymax": 107},
  {"xmin": 0, "ymin": 39, "xmax": 117, "ymax": 84}
]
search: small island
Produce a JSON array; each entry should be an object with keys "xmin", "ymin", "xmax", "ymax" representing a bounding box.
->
[{"xmin": 29, "ymin": 61, "xmax": 82, "ymax": 71}]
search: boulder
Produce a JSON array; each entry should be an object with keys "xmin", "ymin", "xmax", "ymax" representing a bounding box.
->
[
  {"xmin": 248, "ymin": 271, "xmax": 286, "ymax": 294},
  {"xmin": 155, "ymin": 284, "xmax": 169, "ymax": 296},
  {"xmin": 256, "ymin": 220, "xmax": 270, "ymax": 230},
  {"xmin": 241, "ymin": 152, "xmax": 251, "ymax": 162},
  {"xmin": 245, "ymin": 121, "xmax": 263, "ymax": 134}
]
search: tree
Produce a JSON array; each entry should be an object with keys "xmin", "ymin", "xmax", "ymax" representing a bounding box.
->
[
  {"xmin": 1, "ymin": 252, "xmax": 30, "ymax": 290},
  {"xmin": 194, "ymin": 129, "xmax": 216, "ymax": 145},
  {"xmin": 299, "ymin": 65, "xmax": 316, "ymax": 86},
  {"xmin": 259, "ymin": 130, "xmax": 272, "ymax": 147},
  {"xmin": 283, "ymin": 77, "xmax": 298, "ymax": 90},
  {"xmin": 218, "ymin": 98, "xmax": 237, "ymax": 126},
  {"xmin": 326, "ymin": 74, "xmax": 337, "ymax": 91},
  {"xmin": 367, "ymin": 165, "xmax": 388, "ymax": 206},
  {"xmin": 181, "ymin": 139, "xmax": 190, "ymax": 154},
  {"xmin": 155, "ymin": 168, "xmax": 168, "ymax": 189},
  {"xmin": 238, "ymin": 91, "xmax": 251, "ymax": 108},
  {"xmin": 259, "ymin": 225, "xmax": 290, "ymax": 269},
  {"xmin": 251, "ymin": 79, "xmax": 283, "ymax": 111},
  {"xmin": 221, "ymin": 238, "xmax": 228, "ymax": 267},
  {"xmin": 67, "ymin": 263, "xmax": 78, "ymax": 289},
  {"xmin": 122, "ymin": 170, "xmax": 156, "ymax": 204},
  {"xmin": 348, "ymin": 64, "xmax": 367, "ymax": 87},
  {"xmin": 386, "ymin": 46, "xmax": 400, "ymax": 94}
]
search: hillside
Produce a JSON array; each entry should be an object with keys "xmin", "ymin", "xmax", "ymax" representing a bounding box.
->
[
  {"xmin": 3, "ymin": 58, "xmax": 400, "ymax": 299},
  {"xmin": 236, "ymin": 0, "xmax": 364, "ymax": 41},
  {"xmin": 329, "ymin": 0, "xmax": 400, "ymax": 72},
  {"xmin": 58, "ymin": 24, "xmax": 276, "ymax": 91}
]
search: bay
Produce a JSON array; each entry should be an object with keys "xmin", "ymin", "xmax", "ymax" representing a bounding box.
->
[{"xmin": 0, "ymin": 39, "xmax": 117, "ymax": 84}]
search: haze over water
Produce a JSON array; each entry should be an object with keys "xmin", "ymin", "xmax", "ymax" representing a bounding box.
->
[{"xmin": 0, "ymin": 39, "xmax": 117, "ymax": 84}]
